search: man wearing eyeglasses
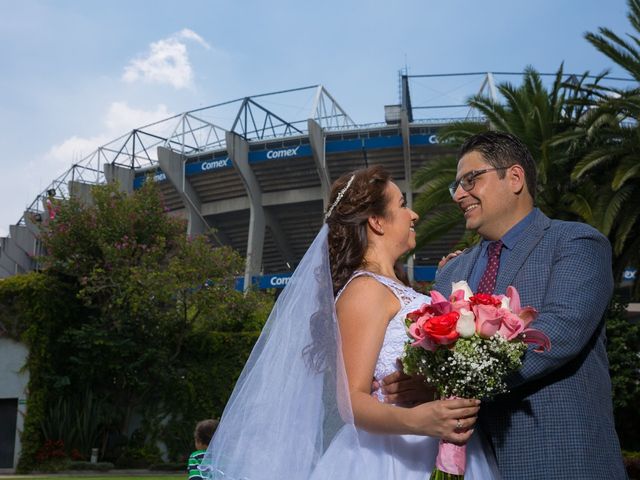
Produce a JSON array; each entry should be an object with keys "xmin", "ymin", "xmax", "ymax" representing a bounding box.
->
[{"xmin": 433, "ymin": 131, "xmax": 626, "ymax": 479}]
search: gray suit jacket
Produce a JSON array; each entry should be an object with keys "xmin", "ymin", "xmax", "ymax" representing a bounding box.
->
[{"xmin": 434, "ymin": 209, "xmax": 626, "ymax": 479}]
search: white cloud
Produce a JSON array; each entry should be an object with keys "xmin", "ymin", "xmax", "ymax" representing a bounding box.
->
[
  {"xmin": 45, "ymin": 102, "xmax": 172, "ymax": 166},
  {"xmin": 176, "ymin": 28, "xmax": 211, "ymax": 49},
  {"xmin": 122, "ymin": 29, "xmax": 209, "ymax": 89},
  {"xmin": 104, "ymin": 101, "xmax": 172, "ymax": 132}
]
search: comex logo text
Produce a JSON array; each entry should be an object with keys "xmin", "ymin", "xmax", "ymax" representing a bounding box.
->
[
  {"xmin": 201, "ymin": 158, "xmax": 230, "ymax": 171},
  {"xmin": 266, "ymin": 146, "xmax": 300, "ymax": 159},
  {"xmin": 269, "ymin": 276, "xmax": 290, "ymax": 286}
]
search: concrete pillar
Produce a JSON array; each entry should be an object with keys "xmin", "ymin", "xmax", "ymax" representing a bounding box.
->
[
  {"xmin": 308, "ymin": 119, "xmax": 331, "ymax": 210},
  {"xmin": 226, "ymin": 131, "xmax": 265, "ymax": 291},
  {"xmin": 104, "ymin": 163, "xmax": 135, "ymax": 194},
  {"xmin": 0, "ymin": 249, "xmax": 17, "ymax": 276},
  {"xmin": 0, "ymin": 237, "xmax": 30, "ymax": 273},
  {"xmin": 10, "ymin": 225, "xmax": 38, "ymax": 263},
  {"xmin": 68, "ymin": 180, "xmax": 94, "ymax": 206},
  {"xmin": 157, "ymin": 147, "xmax": 209, "ymax": 237}
]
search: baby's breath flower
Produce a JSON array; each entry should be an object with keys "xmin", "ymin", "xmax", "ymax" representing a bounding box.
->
[{"xmin": 403, "ymin": 334, "xmax": 528, "ymax": 399}]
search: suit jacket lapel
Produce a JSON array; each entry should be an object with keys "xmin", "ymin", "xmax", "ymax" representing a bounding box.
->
[{"xmin": 495, "ymin": 209, "xmax": 551, "ymax": 292}]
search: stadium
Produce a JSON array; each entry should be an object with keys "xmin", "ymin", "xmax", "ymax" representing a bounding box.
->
[{"xmin": 0, "ymin": 74, "xmax": 487, "ymax": 288}]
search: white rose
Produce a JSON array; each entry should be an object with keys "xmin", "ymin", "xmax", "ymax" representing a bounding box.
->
[
  {"xmin": 456, "ymin": 308, "xmax": 476, "ymax": 338},
  {"xmin": 451, "ymin": 280, "xmax": 473, "ymax": 301},
  {"xmin": 500, "ymin": 296, "xmax": 510, "ymax": 310}
]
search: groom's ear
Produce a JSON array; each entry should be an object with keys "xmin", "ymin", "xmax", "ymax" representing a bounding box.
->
[
  {"xmin": 508, "ymin": 164, "xmax": 526, "ymax": 195},
  {"xmin": 367, "ymin": 216, "xmax": 385, "ymax": 235}
]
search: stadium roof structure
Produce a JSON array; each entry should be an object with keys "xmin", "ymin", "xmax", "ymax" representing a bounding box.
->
[{"xmin": 5, "ymin": 71, "xmax": 628, "ymax": 288}]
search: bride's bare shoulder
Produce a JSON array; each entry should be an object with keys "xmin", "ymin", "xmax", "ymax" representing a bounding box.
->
[{"xmin": 336, "ymin": 275, "xmax": 398, "ymax": 318}]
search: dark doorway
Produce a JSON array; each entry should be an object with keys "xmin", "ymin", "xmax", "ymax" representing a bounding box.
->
[{"xmin": 0, "ymin": 398, "xmax": 18, "ymax": 468}]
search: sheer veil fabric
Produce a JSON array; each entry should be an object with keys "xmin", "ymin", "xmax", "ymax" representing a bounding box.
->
[{"xmin": 199, "ymin": 225, "xmax": 366, "ymax": 479}]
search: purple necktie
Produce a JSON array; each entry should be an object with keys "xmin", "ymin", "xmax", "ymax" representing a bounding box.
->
[{"xmin": 477, "ymin": 240, "xmax": 503, "ymax": 294}]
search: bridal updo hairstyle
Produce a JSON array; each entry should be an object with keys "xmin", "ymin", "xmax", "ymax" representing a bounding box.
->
[{"xmin": 326, "ymin": 165, "xmax": 406, "ymax": 295}]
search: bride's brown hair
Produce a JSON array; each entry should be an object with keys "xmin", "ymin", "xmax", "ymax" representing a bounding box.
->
[{"xmin": 325, "ymin": 165, "xmax": 397, "ymax": 295}]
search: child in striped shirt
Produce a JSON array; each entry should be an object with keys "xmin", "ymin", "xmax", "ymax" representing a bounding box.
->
[{"xmin": 187, "ymin": 419, "xmax": 219, "ymax": 480}]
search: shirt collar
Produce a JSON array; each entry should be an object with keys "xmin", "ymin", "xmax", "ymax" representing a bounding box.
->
[{"xmin": 480, "ymin": 208, "xmax": 537, "ymax": 254}]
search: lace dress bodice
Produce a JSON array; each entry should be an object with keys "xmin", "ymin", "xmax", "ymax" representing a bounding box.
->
[{"xmin": 336, "ymin": 270, "xmax": 430, "ymax": 401}]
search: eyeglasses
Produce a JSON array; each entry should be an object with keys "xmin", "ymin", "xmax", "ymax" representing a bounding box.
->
[{"xmin": 448, "ymin": 167, "xmax": 510, "ymax": 198}]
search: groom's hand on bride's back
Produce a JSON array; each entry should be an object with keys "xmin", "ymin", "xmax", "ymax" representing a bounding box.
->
[{"xmin": 373, "ymin": 359, "xmax": 436, "ymax": 406}]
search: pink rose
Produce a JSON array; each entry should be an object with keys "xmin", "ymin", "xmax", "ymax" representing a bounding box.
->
[
  {"xmin": 407, "ymin": 304, "xmax": 430, "ymax": 322},
  {"xmin": 408, "ymin": 315, "xmax": 437, "ymax": 351},
  {"xmin": 497, "ymin": 310, "xmax": 525, "ymax": 340},
  {"xmin": 473, "ymin": 304, "xmax": 503, "ymax": 338}
]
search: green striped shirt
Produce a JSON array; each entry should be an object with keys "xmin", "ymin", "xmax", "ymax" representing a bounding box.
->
[{"xmin": 187, "ymin": 449, "xmax": 206, "ymax": 480}]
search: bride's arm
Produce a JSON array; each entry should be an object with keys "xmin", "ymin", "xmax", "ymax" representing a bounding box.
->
[{"xmin": 336, "ymin": 276, "xmax": 479, "ymax": 444}]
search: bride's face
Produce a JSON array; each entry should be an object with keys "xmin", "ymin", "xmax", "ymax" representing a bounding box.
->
[{"xmin": 378, "ymin": 181, "xmax": 419, "ymax": 255}]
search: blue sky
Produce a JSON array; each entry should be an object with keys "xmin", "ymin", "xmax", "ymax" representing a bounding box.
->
[{"xmin": 0, "ymin": 0, "xmax": 633, "ymax": 236}]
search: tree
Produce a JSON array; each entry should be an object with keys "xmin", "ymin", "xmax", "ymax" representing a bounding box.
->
[
  {"xmin": 24, "ymin": 180, "xmax": 272, "ymax": 464},
  {"xmin": 559, "ymin": 0, "xmax": 640, "ymax": 289}
]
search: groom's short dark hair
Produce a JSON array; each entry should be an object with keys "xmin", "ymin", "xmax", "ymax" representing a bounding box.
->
[{"xmin": 459, "ymin": 131, "xmax": 537, "ymax": 201}]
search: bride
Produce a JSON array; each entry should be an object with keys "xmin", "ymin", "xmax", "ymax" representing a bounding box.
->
[{"xmin": 200, "ymin": 166, "xmax": 500, "ymax": 479}]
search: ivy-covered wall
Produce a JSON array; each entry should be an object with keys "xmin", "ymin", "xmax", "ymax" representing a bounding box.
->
[
  {"xmin": 0, "ymin": 272, "xmax": 83, "ymax": 472},
  {"xmin": 0, "ymin": 272, "xmax": 264, "ymax": 470}
]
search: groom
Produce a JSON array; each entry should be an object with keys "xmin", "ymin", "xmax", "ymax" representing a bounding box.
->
[{"xmin": 429, "ymin": 131, "xmax": 625, "ymax": 478}]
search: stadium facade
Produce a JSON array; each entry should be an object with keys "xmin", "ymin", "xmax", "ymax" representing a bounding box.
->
[{"xmin": 0, "ymin": 77, "xmax": 484, "ymax": 290}]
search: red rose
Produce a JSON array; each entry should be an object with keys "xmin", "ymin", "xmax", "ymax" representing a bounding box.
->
[
  {"xmin": 422, "ymin": 311, "xmax": 460, "ymax": 345},
  {"xmin": 470, "ymin": 293, "xmax": 502, "ymax": 307}
]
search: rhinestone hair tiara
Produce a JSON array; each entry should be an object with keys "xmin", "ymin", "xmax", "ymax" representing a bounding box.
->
[{"xmin": 324, "ymin": 174, "xmax": 356, "ymax": 221}]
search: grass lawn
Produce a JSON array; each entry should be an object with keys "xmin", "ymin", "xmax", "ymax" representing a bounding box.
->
[{"xmin": 9, "ymin": 476, "xmax": 184, "ymax": 480}]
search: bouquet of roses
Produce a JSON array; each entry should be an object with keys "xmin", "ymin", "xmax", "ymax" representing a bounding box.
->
[{"xmin": 403, "ymin": 280, "xmax": 550, "ymax": 480}]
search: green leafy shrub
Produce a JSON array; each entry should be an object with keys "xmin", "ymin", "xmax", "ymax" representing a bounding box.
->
[
  {"xmin": 1, "ymin": 182, "xmax": 271, "ymax": 470},
  {"xmin": 624, "ymin": 450, "xmax": 640, "ymax": 479},
  {"xmin": 606, "ymin": 296, "xmax": 640, "ymax": 451}
]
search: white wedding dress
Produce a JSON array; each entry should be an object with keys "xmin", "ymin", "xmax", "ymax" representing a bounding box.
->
[{"xmin": 309, "ymin": 271, "xmax": 501, "ymax": 479}]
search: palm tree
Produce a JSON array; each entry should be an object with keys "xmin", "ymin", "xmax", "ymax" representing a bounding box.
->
[
  {"xmin": 561, "ymin": 0, "xmax": 640, "ymax": 288},
  {"xmin": 413, "ymin": 66, "xmax": 598, "ymax": 250}
]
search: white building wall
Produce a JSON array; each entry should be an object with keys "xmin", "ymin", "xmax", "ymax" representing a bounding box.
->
[{"xmin": 0, "ymin": 337, "xmax": 29, "ymax": 471}]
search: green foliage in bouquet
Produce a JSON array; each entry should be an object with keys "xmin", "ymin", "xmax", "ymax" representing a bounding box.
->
[{"xmin": 403, "ymin": 334, "xmax": 527, "ymax": 399}]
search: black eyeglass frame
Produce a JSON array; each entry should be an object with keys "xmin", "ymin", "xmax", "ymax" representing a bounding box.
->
[{"xmin": 448, "ymin": 167, "xmax": 510, "ymax": 197}]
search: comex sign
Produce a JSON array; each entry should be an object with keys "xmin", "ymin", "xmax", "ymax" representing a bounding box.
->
[
  {"xmin": 250, "ymin": 144, "xmax": 310, "ymax": 163},
  {"xmin": 235, "ymin": 273, "xmax": 293, "ymax": 291},
  {"xmin": 269, "ymin": 276, "xmax": 290, "ymax": 287},
  {"xmin": 623, "ymin": 268, "xmax": 637, "ymax": 281},
  {"xmin": 200, "ymin": 158, "xmax": 230, "ymax": 171},
  {"xmin": 266, "ymin": 146, "xmax": 300, "ymax": 159}
]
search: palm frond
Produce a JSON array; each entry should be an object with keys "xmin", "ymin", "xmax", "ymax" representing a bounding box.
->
[
  {"xmin": 612, "ymin": 154, "xmax": 640, "ymax": 189},
  {"xmin": 414, "ymin": 206, "xmax": 465, "ymax": 251},
  {"xmin": 571, "ymin": 149, "xmax": 617, "ymax": 179},
  {"xmin": 628, "ymin": 0, "xmax": 640, "ymax": 37},
  {"xmin": 560, "ymin": 193, "xmax": 594, "ymax": 225},
  {"xmin": 585, "ymin": 28, "xmax": 640, "ymax": 80},
  {"xmin": 610, "ymin": 187, "xmax": 640, "ymax": 259},
  {"xmin": 601, "ymin": 184, "xmax": 635, "ymax": 234}
]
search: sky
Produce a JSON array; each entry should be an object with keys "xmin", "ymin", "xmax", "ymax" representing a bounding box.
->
[{"xmin": 0, "ymin": 0, "xmax": 634, "ymax": 236}]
